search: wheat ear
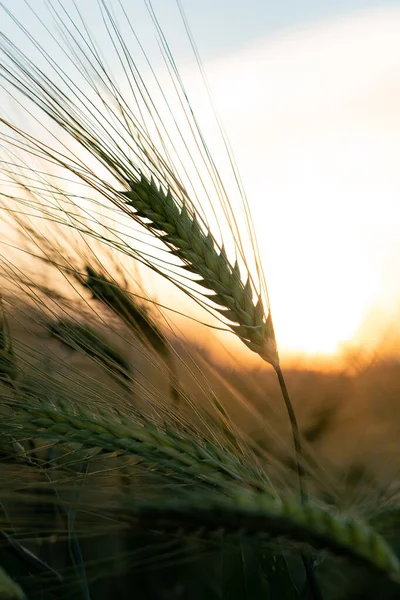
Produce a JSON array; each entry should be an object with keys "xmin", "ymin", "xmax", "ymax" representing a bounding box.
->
[
  {"xmin": 119, "ymin": 493, "xmax": 400, "ymax": 581},
  {"xmin": 3, "ymin": 401, "xmax": 398, "ymax": 582},
  {"xmin": 1, "ymin": 401, "xmax": 268, "ymax": 491},
  {"xmin": 81, "ymin": 266, "xmax": 182, "ymax": 403},
  {"xmin": 48, "ymin": 318, "xmax": 133, "ymax": 387},
  {"xmin": 123, "ymin": 176, "xmax": 278, "ymax": 366}
]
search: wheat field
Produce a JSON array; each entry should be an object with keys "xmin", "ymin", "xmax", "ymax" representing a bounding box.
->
[{"xmin": 0, "ymin": 2, "xmax": 399, "ymax": 599}]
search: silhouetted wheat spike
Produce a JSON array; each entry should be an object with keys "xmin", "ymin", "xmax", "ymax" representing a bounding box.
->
[
  {"xmin": 82, "ymin": 266, "xmax": 182, "ymax": 403},
  {"xmin": 83, "ymin": 266, "xmax": 167, "ymax": 355},
  {"xmin": 48, "ymin": 318, "xmax": 133, "ymax": 389}
]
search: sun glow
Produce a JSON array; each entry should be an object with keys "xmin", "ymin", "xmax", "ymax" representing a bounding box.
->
[{"xmin": 196, "ymin": 8, "xmax": 400, "ymax": 358}]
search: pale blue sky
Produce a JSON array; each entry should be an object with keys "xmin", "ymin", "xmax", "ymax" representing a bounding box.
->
[
  {"xmin": 3, "ymin": 0, "xmax": 400, "ymax": 63},
  {"xmin": 178, "ymin": 0, "xmax": 399, "ymax": 57}
]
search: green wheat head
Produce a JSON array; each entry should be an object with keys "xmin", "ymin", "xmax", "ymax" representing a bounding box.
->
[{"xmin": 123, "ymin": 176, "xmax": 277, "ymax": 365}]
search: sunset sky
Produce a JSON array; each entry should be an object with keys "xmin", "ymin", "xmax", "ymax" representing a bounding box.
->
[
  {"xmin": 186, "ymin": 2, "xmax": 400, "ymax": 357},
  {"xmin": 2, "ymin": 0, "xmax": 400, "ymax": 361},
  {"xmin": 152, "ymin": 1, "xmax": 400, "ymax": 358}
]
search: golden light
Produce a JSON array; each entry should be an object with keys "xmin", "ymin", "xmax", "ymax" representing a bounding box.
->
[
  {"xmin": 2, "ymin": 5, "xmax": 400, "ymax": 365},
  {"xmin": 194, "ymin": 7, "xmax": 400, "ymax": 358}
]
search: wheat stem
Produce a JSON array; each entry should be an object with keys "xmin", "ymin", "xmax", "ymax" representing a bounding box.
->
[
  {"xmin": 275, "ymin": 365, "xmax": 305, "ymax": 502},
  {"xmin": 274, "ymin": 365, "xmax": 322, "ymax": 598}
]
